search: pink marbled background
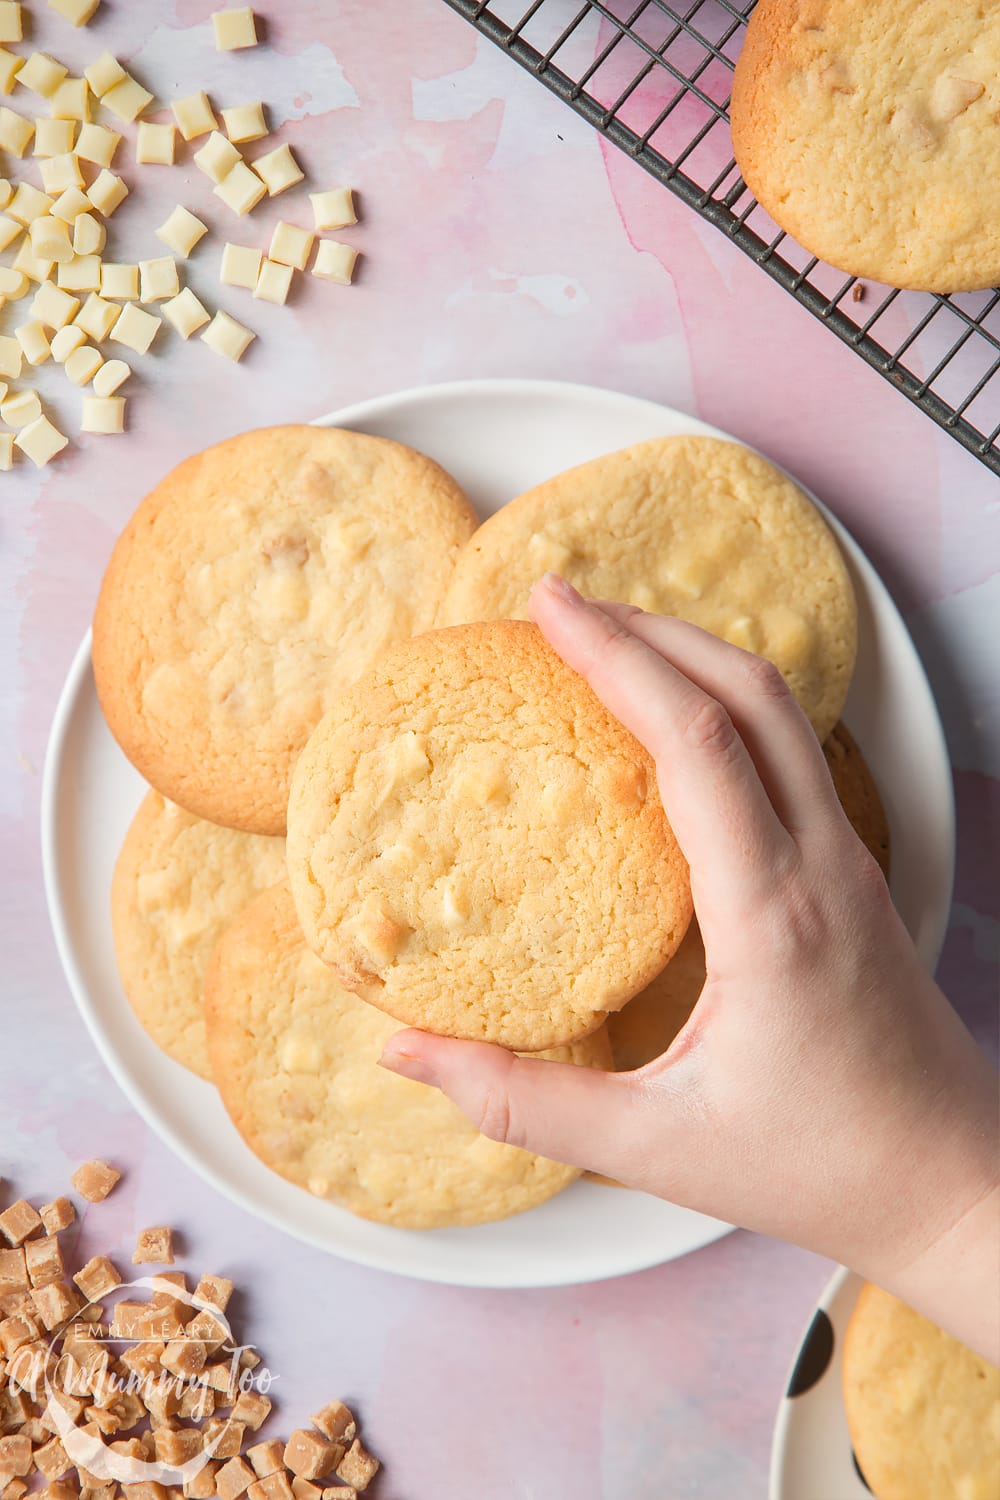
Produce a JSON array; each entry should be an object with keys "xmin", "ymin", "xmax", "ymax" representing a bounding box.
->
[{"xmin": 3, "ymin": 3, "xmax": 997, "ymax": 1496}]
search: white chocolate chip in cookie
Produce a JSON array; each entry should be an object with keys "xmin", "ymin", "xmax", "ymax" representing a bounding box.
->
[
  {"xmin": 438, "ymin": 878, "xmax": 470, "ymax": 931},
  {"xmin": 929, "ymin": 74, "xmax": 984, "ymax": 123},
  {"xmin": 453, "ymin": 759, "xmax": 508, "ymax": 807},
  {"xmin": 722, "ymin": 614, "xmax": 762, "ymax": 652},
  {"xmin": 526, "ymin": 532, "xmax": 574, "ymax": 576},
  {"xmin": 279, "ymin": 1034, "xmax": 322, "ymax": 1074},
  {"xmin": 384, "ymin": 731, "xmax": 430, "ymax": 790},
  {"xmin": 342, "ymin": 893, "xmax": 410, "ymax": 974}
]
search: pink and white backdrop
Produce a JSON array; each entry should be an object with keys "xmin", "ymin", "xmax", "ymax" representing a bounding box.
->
[{"xmin": 3, "ymin": 3, "xmax": 997, "ymax": 1495}]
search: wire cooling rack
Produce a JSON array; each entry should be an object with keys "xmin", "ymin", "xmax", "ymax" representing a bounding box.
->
[{"xmin": 443, "ymin": 0, "xmax": 1000, "ymax": 475}]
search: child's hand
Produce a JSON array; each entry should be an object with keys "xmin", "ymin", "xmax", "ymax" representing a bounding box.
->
[{"xmin": 381, "ymin": 574, "xmax": 998, "ymax": 1357}]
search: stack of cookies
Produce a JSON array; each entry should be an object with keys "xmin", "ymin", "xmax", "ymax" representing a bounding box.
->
[{"xmin": 95, "ymin": 425, "xmax": 876, "ymax": 1229}]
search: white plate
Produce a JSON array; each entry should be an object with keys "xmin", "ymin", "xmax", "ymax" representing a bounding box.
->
[
  {"xmin": 41, "ymin": 379, "xmax": 955, "ymax": 1287},
  {"xmin": 770, "ymin": 1268, "xmax": 872, "ymax": 1498}
]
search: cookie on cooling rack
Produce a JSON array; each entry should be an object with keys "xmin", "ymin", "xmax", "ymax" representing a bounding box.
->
[
  {"xmin": 730, "ymin": 0, "xmax": 1000, "ymax": 292},
  {"xmin": 436, "ymin": 435, "xmax": 856, "ymax": 743},
  {"xmin": 286, "ymin": 620, "xmax": 692, "ymax": 1052},
  {"xmin": 205, "ymin": 883, "xmax": 612, "ymax": 1228},
  {"xmin": 93, "ymin": 426, "xmax": 478, "ymax": 836},
  {"xmin": 607, "ymin": 722, "xmax": 890, "ymax": 1071},
  {"xmin": 111, "ymin": 790, "xmax": 287, "ymax": 1078},
  {"xmin": 842, "ymin": 1282, "xmax": 1000, "ymax": 1500}
]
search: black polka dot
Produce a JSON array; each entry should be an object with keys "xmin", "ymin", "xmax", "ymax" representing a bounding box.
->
[
  {"xmin": 786, "ymin": 1308, "xmax": 835, "ymax": 1396},
  {"xmin": 852, "ymin": 1449, "xmax": 873, "ymax": 1492}
]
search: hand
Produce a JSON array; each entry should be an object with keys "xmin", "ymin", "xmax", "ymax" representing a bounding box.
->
[{"xmin": 381, "ymin": 574, "xmax": 999, "ymax": 1357}]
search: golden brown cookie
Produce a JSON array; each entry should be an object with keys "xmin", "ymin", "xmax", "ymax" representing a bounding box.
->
[
  {"xmin": 93, "ymin": 426, "xmax": 478, "ymax": 835},
  {"xmin": 111, "ymin": 790, "xmax": 286, "ymax": 1078},
  {"xmin": 731, "ymin": 0, "xmax": 1000, "ymax": 292},
  {"xmin": 286, "ymin": 619, "xmax": 692, "ymax": 1051},
  {"xmin": 436, "ymin": 436, "xmax": 856, "ymax": 742},
  {"xmin": 205, "ymin": 884, "xmax": 612, "ymax": 1228},
  {"xmin": 607, "ymin": 722, "xmax": 889, "ymax": 1072},
  {"xmin": 843, "ymin": 1282, "xmax": 1000, "ymax": 1500}
]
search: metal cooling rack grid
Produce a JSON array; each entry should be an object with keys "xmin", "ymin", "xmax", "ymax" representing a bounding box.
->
[{"xmin": 443, "ymin": 0, "xmax": 1000, "ymax": 476}]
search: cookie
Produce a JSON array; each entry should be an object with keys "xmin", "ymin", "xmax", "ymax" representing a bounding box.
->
[
  {"xmin": 436, "ymin": 436, "xmax": 856, "ymax": 742},
  {"xmin": 286, "ymin": 620, "xmax": 692, "ymax": 1052},
  {"xmin": 843, "ymin": 1282, "xmax": 1000, "ymax": 1500},
  {"xmin": 608, "ymin": 722, "xmax": 890, "ymax": 1071},
  {"xmin": 93, "ymin": 426, "xmax": 478, "ymax": 835},
  {"xmin": 823, "ymin": 720, "xmax": 890, "ymax": 878},
  {"xmin": 111, "ymin": 789, "xmax": 286, "ymax": 1078},
  {"xmin": 731, "ymin": 0, "xmax": 1000, "ymax": 292},
  {"xmin": 205, "ymin": 884, "xmax": 613, "ymax": 1228}
]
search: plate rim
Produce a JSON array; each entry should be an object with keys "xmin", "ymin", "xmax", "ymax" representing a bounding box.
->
[{"xmin": 40, "ymin": 376, "xmax": 955, "ymax": 1286}]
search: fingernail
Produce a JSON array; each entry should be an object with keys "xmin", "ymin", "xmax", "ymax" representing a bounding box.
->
[
  {"xmin": 537, "ymin": 571, "xmax": 584, "ymax": 606},
  {"xmin": 378, "ymin": 1044, "xmax": 441, "ymax": 1089}
]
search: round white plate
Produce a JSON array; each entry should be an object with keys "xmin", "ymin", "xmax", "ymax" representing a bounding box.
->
[
  {"xmin": 770, "ymin": 1268, "xmax": 872, "ymax": 1498},
  {"xmin": 41, "ymin": 379, "xmax": 954, "ymax": 1287}
]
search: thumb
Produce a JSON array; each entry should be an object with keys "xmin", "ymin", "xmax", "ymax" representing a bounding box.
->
[{"xmin": 378, "ymin": 1029, "xmax": 651, "ymax": 1180}]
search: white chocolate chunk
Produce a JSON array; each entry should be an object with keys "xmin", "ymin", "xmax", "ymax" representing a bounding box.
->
[
  {"xmin": 75, "ymin": 121, "xmax": 119, "ymax": 166},
  {"xmin": 253, "ymin": 257, "xmax": 292, "ymax": 304},
  {"xmin": 52, "ymin": 186, "xmax": 92, "ymax": 222},
  {"xmin": 0, "ymin": 183, "xmax": 11, "ymax": 210},
  {"xmin": 252, "ymin": 143, "xmax": 303, "ymax": 196},
  {"xmin": 136, "ymin": 120, "xmax": 175, "ymax": 165},
  {"xmin": 18, "ymin": 53, "xmax": 67, "ymax": 98},
  {"xmin": 0, "ymin": 1, "xmax": 21, "ymax": 42},
  {"xmin": 0, "ymin": 264, "xmax": 26, "ymax": 296},
  {"xmin": 0, "ymin": 106, "xmax": 33, "ymax": 156},
  {"xmin": 193, "ymin": 130, "xmax": 240, "ymax": 182},
  {"xmin": 101, "ymin": 262, "xmax": 138, "ymax": 299},
  {"xmin": 172, "ymin": 90, "xmax": 217, "ymax": 141},
  {"xmin": 16, "ymin": 319, "xmax": 51, "ymax": 364},
  {"xmin": 65, "ymin": 342, "xmax": 102, "ymax": 384},
  {"xmin": 0, "ymin": 431, "xmax": 12, "ymax": 469},
  {"xmin": 50, "ymin": 78, "xmax": 90, "ymax": 121},
  {"xmin": 75, "ymin": 291, "xmax": 118, "ymax": 340},
  {"xmin": 92, "ymin": 357, "xmax": 129, "ymax": 395},
  {"xmin": 12, "ymin": 240, "xmax": 53, "ymax": 282},
  {"xmin": 31, "ymin": 278, "xmax": 79, "ymax": 327},
  {"xmin": 200, "ymin": 308, "xmax": 254, "ymax": 361},
  {"xmin": 83, "ymin": 51, "xmax": 125, "ymax": 97},
  {"xmin": 162, "ymin": 286, "xmax": 209, "ymax": 338},
  {"xmin": 0, "ymin": 47, "xmax": 22, "ymax": 91},
  {"xmin": 57, "ymin": 252, "xmax": 101, "ymax": 291},
  {"xmin": 219, "ymin": 241, "xmax": 261, "ymax": 288},
  {"xmin": 111, "ymin": 301, "xmax": 160, "ymax": 354},
  {"xmin": 31, "ymin": 214, "xmax": 74, "ymax": 263},
  {"xmin": 221, "ymin": 101, "xmax": 266, "ymax": 143},
  {"xmin": 156, "ymin": 205, "xmax": 207, "ymax": 257},
  {"xmin": 48, "ymin": 0, "xmax": 101, "ymax": 23},
  {"xmin": 212, "ymin": 8, "xmax": 257, "ymax": 50},
  {"xmin": 0, "ymin": 334, "xmax": 22, "ymax": 377},
  {"xmin": 33, "ymin": 118, "xmax": 76, "ymax": 155},
  {"xmin": 311, "ymin": 240, "xmax": 357, "ymax": 285},
  {"xmin": 8, "ymin": 182, "xmax": 53, "ymax": 224},
  {"xmin": 15, "ymin": 414, "xmax": 68, "ymax": 466},
  {"xmin": 50, "ymin": 322, "xmax": 86, "ymax": 361},
  {"xmin": 102, "ymin": 74, "xmax": 152, "ymax": 123},
  {"xmin": 39, "ymin": 152, "xmax": 85, "ymax": 193},
  {"xmin": 309, "ymin": 188, "xmax": 356, "ymax": 230},
  {"xmin": 1, "ymin": 388, "xmax": 41, "ymax": 425},
  {"xmin": 139, "ymin": 256, "xmax": 179, "ymax": 302},
  {"xmin": 73, "ymin": 211, "xmax": 105, "ymax": 253},
  {"xmin": 214, "ymin": 159, "xmax": 266, "ymax": 214},
  {"xmin": 87, "ymin": 168, "xmax": 128, "ymax": 215},
  {"xmin": 81, "ymin": 394, "xmax": 124, "ymax": 432},
  {"xmin": 0, "ymin": 212, "xmax": 21, "ymax": 251},
  {"xmin": 269, "ymin": 219, "xmax": 313, "ymax": 270}
]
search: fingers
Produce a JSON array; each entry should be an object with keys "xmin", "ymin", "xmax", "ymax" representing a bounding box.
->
[
  {"xmin": 528, "ymin": 574, "xmax": 793, "ymax": 898},
  {"xmin": 379, "ymin": 1029, "xmax": 652, "ymax": 1181},
  {"xmin": 591, "ymin": 601, "xmax": 843, "ymax": 838}
]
